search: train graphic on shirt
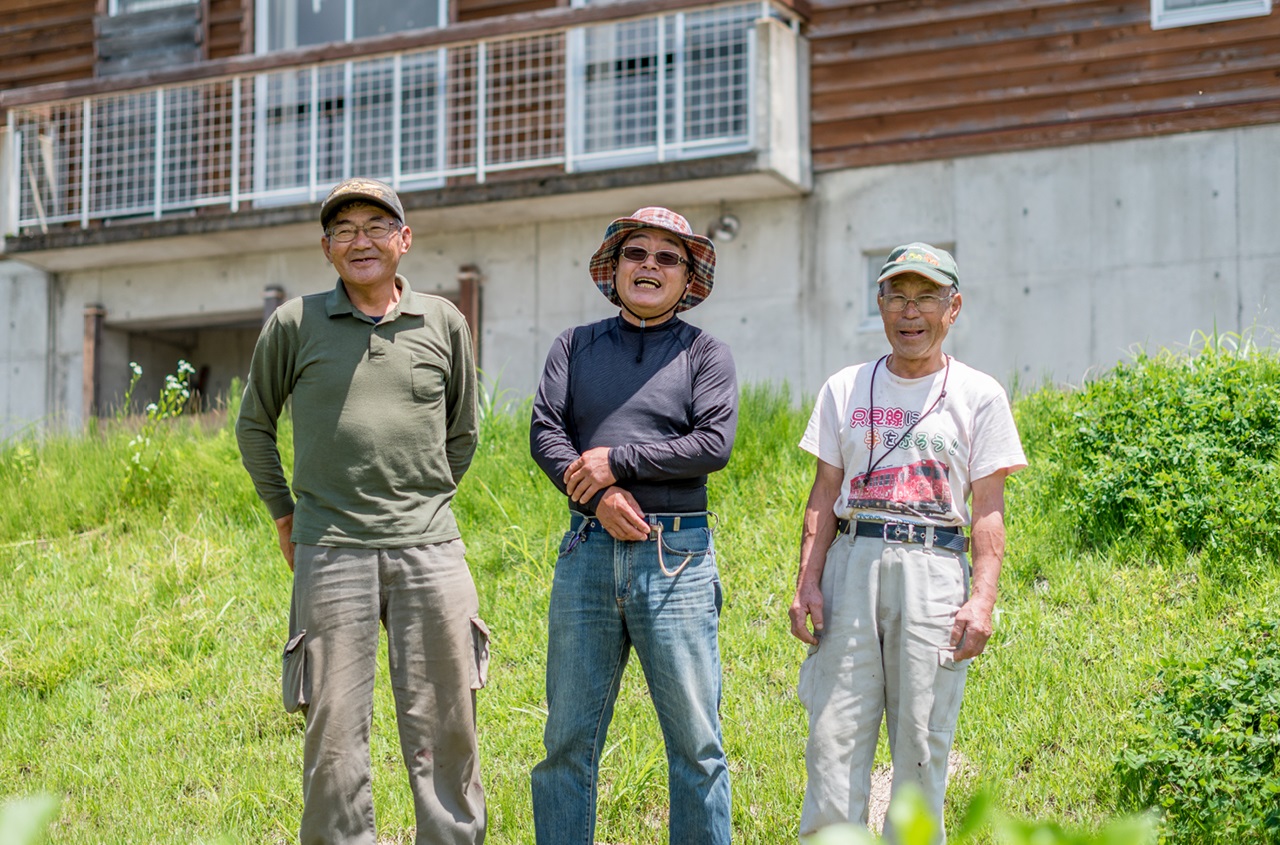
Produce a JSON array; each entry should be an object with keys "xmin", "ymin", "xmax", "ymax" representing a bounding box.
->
[{"xmin": 847, "ymin": 459, "xmax": 953, "ymax": 516}]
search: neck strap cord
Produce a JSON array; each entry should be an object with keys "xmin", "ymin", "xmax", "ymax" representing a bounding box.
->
[{"xmin": 859, "ymin": 354, "xmax": 951, "ymax": 488}]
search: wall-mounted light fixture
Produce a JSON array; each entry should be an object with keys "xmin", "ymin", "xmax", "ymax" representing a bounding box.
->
[{"xmin": 707, "ymin": 213, "xmax": 740, "ymax": 242}]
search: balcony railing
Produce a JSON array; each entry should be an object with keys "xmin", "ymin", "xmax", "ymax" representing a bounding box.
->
[{"xmin": 5, "ymin": 2, "xmax": 792, "ymax": 234}]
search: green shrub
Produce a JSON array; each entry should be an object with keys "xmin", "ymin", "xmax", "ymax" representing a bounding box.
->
[
  {"xmin": 1115, "ymin": 619, "xmax": 1280, "ymax": 844},
  {"xmin": 1013, "ymin": 334, "xmax": 1280, "ymax": 581}
]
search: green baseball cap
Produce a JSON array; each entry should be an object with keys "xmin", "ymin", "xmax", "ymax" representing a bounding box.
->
[
  {"xmin": 320, "ymin": 177, "xmax": 406, "ymax": 228},
  {"xmin": 877, "ymin": 242, "xmax": 959, "ymax": 289}
]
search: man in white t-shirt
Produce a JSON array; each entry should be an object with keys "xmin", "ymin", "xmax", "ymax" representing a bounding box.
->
[{"xmin": 788, "ymin": 242, "xmax": 1027, "ymax": 843}]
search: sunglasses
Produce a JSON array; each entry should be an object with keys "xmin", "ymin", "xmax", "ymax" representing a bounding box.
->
[{"xmin": 618, "ymin": 245, "xmax": 688, "ymax": 268}]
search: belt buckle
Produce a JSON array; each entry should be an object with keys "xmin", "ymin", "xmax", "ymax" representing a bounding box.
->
[{"xmin": 882, "ymin": 522, "xmax": 916, "ymax": 544}]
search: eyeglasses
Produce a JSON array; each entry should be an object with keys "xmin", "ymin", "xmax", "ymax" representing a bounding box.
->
[
  {"xmin": 880, "ymin": 293, "xmax": 952, "ymax": 313},
  {"xmin": 326, "ymin": 222, "xmax": 400, "ymax": 243},
  {"xmin": 619, "ymin": 245, "xmax": 688, "ymax": 268}
]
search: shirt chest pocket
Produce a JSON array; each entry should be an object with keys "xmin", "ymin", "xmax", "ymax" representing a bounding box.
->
[{"xmin": 411, "ymin": 356, "xmax": 447, "ymax": 403}]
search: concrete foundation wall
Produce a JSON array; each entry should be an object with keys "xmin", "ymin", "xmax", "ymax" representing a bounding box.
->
[
  {"xmin": 803, "ymin": 124, "xmax": 1280, "ymax": 394},
  {"xmin": 0, "ymin": 259, "xmax": 51, "ymax": 439},
  {"xmin": 6, "ymin": 123, "xmax": 1279, "ymax": 433}
]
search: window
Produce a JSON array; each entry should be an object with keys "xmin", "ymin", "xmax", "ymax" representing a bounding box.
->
[
  {"xmin": 865, "ymin": 251, "xmax": 890, "ymax": 323},
  {"xmin": 252, "ymin": 0, "xmax": 448, "ymax": 205},
  {"xmin": 258, "ymin": 0, "xmax": 446, "ymax": 52},
  {"xmin": 569, "ymin": 4, "xmax": 756, "ymax": 169},
  {"xmin": 109, "ymin": 0, "xmax": 196, "ymax": 13},
  {"xmin": 1151, "ymin": 0, "xmax": 1271, "ymax": 29}
]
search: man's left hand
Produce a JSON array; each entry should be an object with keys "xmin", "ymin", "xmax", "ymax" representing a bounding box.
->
[
  {"xmin": 564, "ymin": 447, "xmax": 617, "ymax": 504},
  {"xmin": 595, "ymin": 487, "xmax": 650, "ymax": 541},
  {"xmin": 949, "ymin": 596, "xmax": 994, "ymax": 661}
]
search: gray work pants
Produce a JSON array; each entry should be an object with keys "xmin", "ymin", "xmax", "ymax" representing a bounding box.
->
[
  {"xmin": 797, "ymin": 534, "xmax": 971, "ymax": 844},
  {"xmin": 290, "ymin": 540, "xmax": 488, "ymax": 845}
]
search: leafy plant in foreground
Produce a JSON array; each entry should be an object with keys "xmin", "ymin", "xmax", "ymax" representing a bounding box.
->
[
  {"xmin": 805, "ymin": 785, "xmax": 1156, "ymax": 845},
  {"xmin": 0, "ymin": 794, "xmax": 59, "ymax": 845},
  {"xmin": 1115, "ymin": 619, "xmax": 1280, "ymax": 844}
]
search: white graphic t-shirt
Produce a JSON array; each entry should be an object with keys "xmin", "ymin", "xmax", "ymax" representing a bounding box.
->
[{"xmin": 800, "ymin": 356, "xmax": 1027, "ymax": 527}]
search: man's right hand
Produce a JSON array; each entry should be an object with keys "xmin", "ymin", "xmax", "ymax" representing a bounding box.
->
[
  {"xmin": 788, "ymin": 582, "xmax": 825, "ymax": 645},
  {"xmin": 594, "ymin": 487, "xmax": 650, "ymax": 541},
  {"xmin": 275, "ymin": 513, "xmax": 296, "ymax": 571}
]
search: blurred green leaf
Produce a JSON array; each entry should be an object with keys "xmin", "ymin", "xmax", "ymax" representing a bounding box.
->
[{"xmin": 0, "ymin": 794, "xmax": 59, "ymax": 845}]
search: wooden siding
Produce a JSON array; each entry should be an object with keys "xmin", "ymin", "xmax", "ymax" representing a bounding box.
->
[
  {"xmin": 808, "ymin": 0, "xmax": 1280, "ymax": 171},
  {"xmin": 0, "ymin": 0, "xmax": 96, "ymax": 90},
  {"xmin": 206, "ymin": 0, "xmax": 250, "ymax": 59}
]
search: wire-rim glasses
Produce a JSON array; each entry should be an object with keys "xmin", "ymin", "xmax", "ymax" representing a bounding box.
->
[
  {"xmin": 879, "ymin": 293, "xmax": 952, "ymax": 313},
  {"xmin": 327, "ymin": 222, "xmax": 401, "ymax": 243}
]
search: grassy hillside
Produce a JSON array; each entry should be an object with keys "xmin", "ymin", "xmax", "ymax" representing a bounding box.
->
[{"xmin": 1, "ymin": 342, "xmax": 1277, "ymax": 844}]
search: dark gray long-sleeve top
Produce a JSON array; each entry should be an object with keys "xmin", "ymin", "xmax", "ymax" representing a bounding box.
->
[{"xmin": 530, "ymin": 315, "xmax": 738, "ymax": 515}]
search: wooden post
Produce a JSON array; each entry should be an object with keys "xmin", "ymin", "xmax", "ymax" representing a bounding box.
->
[
  {"xmin": 262, "ymin": 285, "xmax": 285, "ymax": 323},
  {"xmin": 82, "ymin": 304, "xmax": 105, "ymax": 421},
  {"xmin": 199, "ymin": 0, "xmax": 210, "ymax": 61},
  {"xmin": 456, "ymin": 264, "xmax": 482, "ymax": 364}
]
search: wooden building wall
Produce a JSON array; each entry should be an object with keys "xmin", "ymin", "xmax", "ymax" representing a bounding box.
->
[
  {"xmin": 808, "ymin": 0, "xmax": 1280, "ymax": 171},
  {"xmin": 0, "ymin": 0, "xmax": 97, "ymax": 90},
  {"xmin": 206, "ymin": 0, "xmax": 250, "ymax": 59},
  {"xmin": 0, "ymin": 0, "xmax": 552, "ymax": 94},
  {"xmin": 0, "ymin": 0, "xmax": 248, "ymax": 91}
]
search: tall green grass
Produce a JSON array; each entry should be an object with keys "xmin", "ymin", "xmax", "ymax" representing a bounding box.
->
[{"xmin": 1, "ymin": 350, "xmax": 1277, "ymax": 843}]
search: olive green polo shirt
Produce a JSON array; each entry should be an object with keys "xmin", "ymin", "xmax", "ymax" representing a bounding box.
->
[{"xmin": 236, "ymin": 276, "xmax": 477, "ymax": 548}]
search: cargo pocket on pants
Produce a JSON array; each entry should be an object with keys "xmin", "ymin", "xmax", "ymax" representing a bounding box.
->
[
  {"xmin": 927, "ymin": 648, "xmax": 971, "ymax": 732},
  {"xmin": 795, "ymin": 642, "xmax": 822, "ymax": 712},
  {"xmin": 282, "ymin": 629, "xmax": 309, "ymax": 714},
  {"xmin": 469, "ymin": 616, "xmax": 491, "ymax": 690}
]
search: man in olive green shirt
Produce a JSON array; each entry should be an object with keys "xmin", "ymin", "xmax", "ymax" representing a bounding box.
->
[{"xmin": 236, "ymin": 178, "xmax": 486, "ymax": 845}]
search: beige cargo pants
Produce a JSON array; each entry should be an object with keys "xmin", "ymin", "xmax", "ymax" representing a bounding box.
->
[
  {"xmin": 797, "ymin": 533, "xmax": 971, "ymax": 844},
  {"xmin": 289, "ymin": 540, "xmax": 489, "ymax": 845}
]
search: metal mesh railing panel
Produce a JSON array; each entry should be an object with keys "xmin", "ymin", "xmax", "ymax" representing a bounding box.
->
[
  {"xmin": 91, "ymin": 91, "xmax": 158, "ymax": 218},
  {"xmin": 13, "ymin": 104, "xmax": 85, "ymax": 227},
  {"xmin": 676, "ymin": 4, "xmax": 754, "ymax": 144},
  {"xmin": 7, "ymin": 3, "xmax": 773, "ymax": 232},
  {"xmin": 485, "ymin": 32, "xmax": 566, "ymax": 167},
  {"xmin": 400, "ymin": 50, "xmax": 444, "ymax": 182}
]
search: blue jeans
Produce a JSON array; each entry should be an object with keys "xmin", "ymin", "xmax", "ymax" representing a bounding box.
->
[{"xmin": 531, "ymin": 515, "xmax": 731, "ymax": 845}]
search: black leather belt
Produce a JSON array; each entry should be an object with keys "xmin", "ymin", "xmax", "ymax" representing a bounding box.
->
[{"xmin": 836, "ymin": 518, "xmax": 969, "ymax": 553}]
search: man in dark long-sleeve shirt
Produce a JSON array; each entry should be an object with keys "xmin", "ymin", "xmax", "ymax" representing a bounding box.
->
[{"xmin": 529, "ymin": 207, "xmax": 738, "ymax": 845}]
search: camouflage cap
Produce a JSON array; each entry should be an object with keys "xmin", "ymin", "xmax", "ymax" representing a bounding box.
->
[
  {"xmin": 877, "ymin": 242, "xmax": 960, "ymax": 289},
  {"xmin": 320, "ymin": 178, "xmax": 405, "ymax": 228}
]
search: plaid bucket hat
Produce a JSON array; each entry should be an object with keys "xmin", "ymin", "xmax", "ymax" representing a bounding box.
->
[{"xmin": 588, "ymin": 207, "xmax": 716, "ymax": 312}]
